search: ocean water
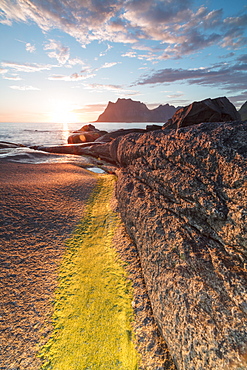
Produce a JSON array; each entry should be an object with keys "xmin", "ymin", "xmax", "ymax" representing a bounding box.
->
[{"xmin": 0, "ymin": 121, "xmax": 147, "ymax": 165}]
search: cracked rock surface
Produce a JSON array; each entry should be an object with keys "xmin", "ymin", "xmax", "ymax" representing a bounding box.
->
[{"xmin": 112, "ymin": 121, "xmax": 247, "ymax": 370}]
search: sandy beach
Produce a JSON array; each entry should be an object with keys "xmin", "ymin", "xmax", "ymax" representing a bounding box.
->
[{"xmin": 0, "ymin": 162, "xmax": 97, "ymax": 369}]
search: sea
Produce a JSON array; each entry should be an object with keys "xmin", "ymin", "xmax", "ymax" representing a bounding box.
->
[{"xmin": 0, "ymin": 121, "xmax": 148, "ymax": 167}]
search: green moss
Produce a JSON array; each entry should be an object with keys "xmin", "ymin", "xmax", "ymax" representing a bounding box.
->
[{"xmin": 39, "ymin": 175, "xmax": 139, "ymax": 370}]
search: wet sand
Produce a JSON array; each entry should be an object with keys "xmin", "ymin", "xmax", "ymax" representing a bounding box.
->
[{"xmin": 0, "ymin": 162, "xmax": 97, "ymax": 370}]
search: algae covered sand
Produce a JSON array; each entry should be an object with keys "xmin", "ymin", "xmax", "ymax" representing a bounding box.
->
[{"xmin": 39, "ymin": 175, "xmax": 139, "ymax": 370}]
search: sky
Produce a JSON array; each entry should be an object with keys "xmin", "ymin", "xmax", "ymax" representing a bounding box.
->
[{"xmin": 0, "ymin": 0, "xmax": 246, "ymax": 123}]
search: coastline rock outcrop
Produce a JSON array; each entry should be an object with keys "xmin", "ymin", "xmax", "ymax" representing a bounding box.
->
[
  {"xmin": 163, "ymin": 97, "xmax": 240, "ymax": 130},
  {"xmin": 112, "ymin": 120, "xmax": 247, "ymax": 369},
  {"xmin": 0, "ymin": 141, "xmax": 26, "ymax": 148},
  {"xmin": 67, "ymin": 124, "xmax": 107, "ymax": 144},
  {"xmin": 96, "ymin": 98, "xmax": 178, "ymax": 123},
  {"xmin": 38, "ymin": 127, "xmax": 161, "ymax": 165}
]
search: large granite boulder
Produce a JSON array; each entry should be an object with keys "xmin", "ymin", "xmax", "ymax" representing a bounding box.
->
[
  {"xmin": 68, "ymin": 124, "xmax": 107, "ymax": 144},
  {"xmin": 163, "ymin": 97, "xmax": 240, "ymax": 130},
  {"xmin": 76, "ymin": 142, "xmax": 113, "ymax": 163},
  {"xmin": 74, "ymin": 124, "xmax": 98, "ymax": 132},
  {"xmin": 111, "ymin": 120, "xmax": 247, "ymax": 370},
  {"xmin": 95, "ymin": 128, "xmax": 147, "ymax": 143}
]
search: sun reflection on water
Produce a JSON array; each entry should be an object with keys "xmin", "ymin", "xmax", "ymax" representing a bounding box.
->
[{"xmin": 62, "ymin": 122, "xmax": 70, "ymax": 144}]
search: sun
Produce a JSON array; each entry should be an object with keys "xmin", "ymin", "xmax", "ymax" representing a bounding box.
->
[{"xmin": 50, "ymin": 101, "xmax": 79, "ymax": 123}]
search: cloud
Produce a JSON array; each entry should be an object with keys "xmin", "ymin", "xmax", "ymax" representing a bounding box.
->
[
  {"xmin": 136, "ymin": 60, "xmax": 247, "ymax": 93},
  {"xmin": 220, "ymin": 14, "xmax": 247, "ymax": 49},
  {"xmin": 48, "ymin": 72, "xmax": 95, "ymax": 81},
  {"xmin": 122, "ymin": 51, "xmax": 137, "ymax": 58},
  {"xmin": 9, "ymin": 85, "xmax": 40, "ymax": 90},
  {"xmin": 1, "ymin": 61, "xmax": 53, "ymax": 72},
  {"xmin": 0, "ymin": 0, "xmax": 246, "ymax": 59},
  {"xmin": 68, "ymin": 58, "xmax": 86, "ymax": 67},
  {"xmin": 125, "ymin": 0, "xmax": 191, "ymax": 25},
  {"xmin": 218, "ymin": 52, "xmax": 235, "ymax": 59},
  {"xmin": 26, "ymin": 42, "xmax": 36, "ymax": 53},
  {"xmin": 0, "ymin": 68, "xmax": 8, "ymax": 74},
  {"xmin": 99, "ymin": 44, "xmax": 112, "ymax": 57},
  {"xmin": 166, "ymin": 92, "xmax": 184, "ymax": 99},
  {"xmin": 100, "ymin": 62, "xmax": 119, "ymax": 68},
  {"xmin": 2, "ymin": 75, "xmax": 22, "ymax": 80},
  {"xmin": 84, "ymin": 83, "xmax": 124, "ymax": 92},
  {"xmin": 92, "ymin": 61, "xmax": 121, "ymax": 72},
  {"xmin": 83, "ymin": 83, "xmax": 139, "ymax": 95},
  {"xmin": 44, "ymin": 39, "xmax": 70, "ymax": 64},
  {"xmin": 237, "ymin": 54, "xmax": 247, "ymax": 63},
  {"xmin": 169, "ymin": 30, "xmax": 221, "ymax": 57}
]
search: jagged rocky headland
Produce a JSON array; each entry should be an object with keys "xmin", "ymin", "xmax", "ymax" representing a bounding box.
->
[{"xmin": 96, "ymin": 98, "xmax": 178, "ymax": 123}]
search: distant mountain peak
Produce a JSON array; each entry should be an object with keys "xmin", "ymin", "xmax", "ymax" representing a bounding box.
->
[{"xmin": 96, "ymin": 98, "xmax": 178, "ymax": 123}]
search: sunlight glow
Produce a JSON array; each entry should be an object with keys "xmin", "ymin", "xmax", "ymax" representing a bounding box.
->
[
  {"xmin": 50, "ymin": 101, "xmax": 79, "ymax": 124},
  {"xmin": 61, "ymin": 122, "xmax": 70, "ymax": 144}
]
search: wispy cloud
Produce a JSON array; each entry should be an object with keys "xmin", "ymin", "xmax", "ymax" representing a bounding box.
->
[
  {"xmin": 1, "ymin": 61, "xmax": 53, "ymax": 72},
  {"xmin": 44, "ymin": 39, "xmax": 70, "ymax": 64},
  {"xmin": 0, "ymin": 0, "xmax": 246, "ymax": 59},
  {"xmin": 84, "ymin": 83, "xmax": 125, "ymax": 92},
  {"xmin": 2, "ymin": 75, "xmax": 22, "ymax": 80},
  {"xmin": 48, "ymin": 72, "xmax": 95, "ymax": 81},
  {"xmin": 166, "ymin": 91, "xmax": 184, "ymax": 99},
  {"xmin": 68, "ymin": 58, "xmax": 87, "ymax": 67},
  {"xmin": 92, "ymin": 61, "xmax": 121, "ymax": 72},
  {"xmin": 0, "ymin": 68, "xmax": 8, "ymax": 74},
  {"xmin": 99, "ymin": 44, "xmax": 112, "ymax": 57},
  {"xmin": 9, "ymin": 85, "xmax": 40, "ymax": 90},
  {"xmin": 83, "ymin": 83, "xmax": 139, "ymax": 96},
  {"xmin": 135, "ymin": 59, "xmax": 247, "ymax": 93},
  {"xmin": 100, "ymin": 62, "xmax": 120, "ymax": 69},
  {"xmin": 122, "ymin": 51, "xmax": 137, "ymax": 58}
]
